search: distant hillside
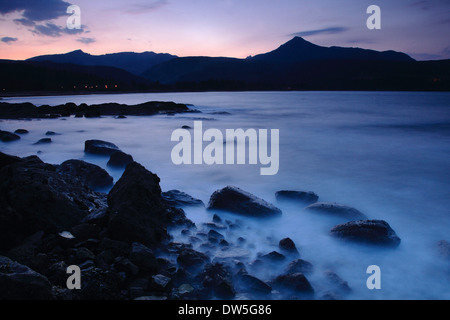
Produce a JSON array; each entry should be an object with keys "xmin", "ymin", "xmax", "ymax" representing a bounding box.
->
[{"xmin": 27, "ymin": 50, "xmax": 177, "ymax": 76}]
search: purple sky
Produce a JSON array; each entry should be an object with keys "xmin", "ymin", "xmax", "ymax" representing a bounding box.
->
[{"xmin": 0, "ymin": 0, "xmax": 449, "ymax": 60}]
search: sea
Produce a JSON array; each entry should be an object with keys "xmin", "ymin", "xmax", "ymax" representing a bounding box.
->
[{"xmin": 1, "ymin": 91, "xmax": 449, "ymax": 300}]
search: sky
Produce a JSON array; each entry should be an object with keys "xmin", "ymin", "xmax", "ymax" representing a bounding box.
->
[{"xmin": 0, "ymin": 0, "xmax": 449, "ymax": 61}]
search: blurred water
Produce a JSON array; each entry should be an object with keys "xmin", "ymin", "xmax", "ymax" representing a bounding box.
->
[{"xmin": 1, "ymin": 91, "xmax": 449, "ymax": 299}]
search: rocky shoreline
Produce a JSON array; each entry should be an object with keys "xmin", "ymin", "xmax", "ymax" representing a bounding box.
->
[{"xmin": 0, "ymin": 135, "xmax": 448, "ymax": 300}]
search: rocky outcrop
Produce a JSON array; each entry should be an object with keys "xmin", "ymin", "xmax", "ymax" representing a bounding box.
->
[
  {"xmin": 207, "ymin": 186, "xmax": 282, "ymax": 218},
  {"xmin": 330, "ymin": 220, "xmax": 401, "ymax": 247},
  {"xmin": 58, "ymin": 160, "xmax": 113, "ymax": 189}
]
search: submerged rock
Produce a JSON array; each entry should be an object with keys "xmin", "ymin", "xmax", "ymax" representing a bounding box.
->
[
  {"xmin": 85, "ymin": 140, "xmax": 120, "ymax": 156},
  {"xmin": 330, "ymin": 220, "xmax": 401, "ymax": 247},
  {"xmin": 275, "ymin": 190, "xmax": 319, "ymax": 205},
  {"xmin": 207, "ymin": 186, "xmax": 282, "ymax": 218},
  {"xmin": 0, "ymin": 130, "xmax": 20, "ymax": 142},
  {"xmin": 305, "ymin": 202, "xmax": 368, "ymax": 221},
  {"xmin": 34, "ymin": 138, "xmax": 52, "ymax": 145},
  {"xmin": 14, "ymin": 129, "xmax": 29, "ymax": 135},
  {"xmin": 162, "ymin": 190, "xmax": 205, "ymax": 207}
]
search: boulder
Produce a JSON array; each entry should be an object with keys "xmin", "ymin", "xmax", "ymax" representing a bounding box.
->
[
  {"xmin": 129, "ymin": 242, "xmax": 158, "ymax": 272},
  {"xmin": 34, "ymin": 138, "xmax": 52, "ymax": 145},
  {"xmin": 14, "ymin": 129, "xmax": 29, "ymax": 135},
  {"xmin": 0, "ymin": 255, "xmax": 52, "ymax": 300},
  {"xmin": 330, "ymin": 220, "xmax": 401, "ymax": 247},
  {"xmin": 279, "ymin": 238, "xmax": 300, "ymax": 256},
  {"xmin": 236, "ymin": 272, "xmax": 272, "ymax": 295},
  {"xmin": 207, "ymin": 186, "xmax": 282, "ymax": 218},
  {"xmin": 275, "ymin": 190, "xmax": 319, "ymax": 205},
  {"xmin": 305, "ymin": 202, "xmax": 368, "ymax": 221},
  {"xmin": 271, "ymin": 273, "xmax": 314, "ymax": 294},
  {"xmin": 177, "ymin": 248, "xmax": 210, "ymax": 271},
  {"xmin": 84, "ymin": 140, "xmax": 120, "ymax": 155},
  {"xmin": 107, "ymin": 151, "xmax": 134, "ymax": 168},
  {"xmin": 285, "ymin": 259, "xmax": 314, "ymax": 275},
  {"xmin": 200, "ymin": 263, "xmax": 235, "ymax": 299},
  {"xmin": 162, "ymin": 190, "xmax": 205, "ymax": 207},
  {"xmin": 59, "ymin": 159, "xmax": 113, "ymax": 189},
  {"xmin": 0, "ymin": 152, "xmax": 21, "ymax": 169},
  {"xmin": 107, "ymin": 162, "xmax": 189, "ymax": 247},
  {"xmin": 0, "ymin": 130, "xmax": 20, "ymax": 142}
]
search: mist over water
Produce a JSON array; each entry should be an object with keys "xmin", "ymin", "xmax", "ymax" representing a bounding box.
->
[{"xmin": 1, "ymin": 91, "xmax": 449, "ymax": 299}]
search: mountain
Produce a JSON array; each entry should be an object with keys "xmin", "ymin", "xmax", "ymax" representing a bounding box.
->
[
  {"xmin": 250, "ymin": 36, "xmax": 414, "ymax": 63},
  {"xmin": 27, "ymin": 50, "xmax": 177, "ymax": 76}
]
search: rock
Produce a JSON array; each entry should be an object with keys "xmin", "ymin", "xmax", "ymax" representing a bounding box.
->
[
  {"xmin": 275, "ymin": 190, "xmax": 319, "ymax": 205},
  {"xmin": 34, "ymin": 138, "xmax": 52, "ymax": 145},
  {"xmin": 330, "ymin": 220, "xmax": 401, "ymax": 247},
  {"xmin": 151, "ymin": 274, "xmax": 172, "ymax": 291},
  {"xmin": 236, "ymin": 272, "xmax": 272, "ymax": 295},
  {"xmin": 305, "ymin": 202, "xmax": 368, "ymax": 221},
  {"xmin": 437, "ymin": 240, "xmax": 450, "ymax": 261},
  {"xmin": 0, "ymin": 152, "xmax": 21, "ymax": 169},
  {"xmin": 107, "ymin": 151, "xmax": 134, "ymax": 168},
  {"xmin": 162, "ymin": 190, "xmax": 205, "ymax": 207},
  {"xmin": 70, "ymin": 267, "xmax": 124, "ymax": 300},
  {"xmin": 0, "ymin": 130, "xmax": 20, "ymax": 142},
  {"xmin": 212, "ymin": 214, "xmax": 222, "ymax": 223},
  {"xmin": 73, "ymin": 247, "xmax": 96, "ymax": 263},
  {"xmin": 271, "ymin": 273, "xmax": 314, "ymax": 294},
  {"xmin": 129, "ymin": 242, "xmax": 158, "ymax": 272},
  {"xmin": 208, "ymin": 229, "xmax": 224, "ymax": 241},
  {"xmin": 45, "ymin": 131, "xmax": 60, "ymax": 136},
  {"xmin": 261, "ymin": 251, "xmax": 286, "ymax": 263},
  {"xmin": 208, "ymin": 186, "xmax": 282, "ymax": 218},
  {"xmin": 0, "ymin": 255, "xmax": 52, "ymax": 300},
  {"xmin": 107, "ymin": 162, "xmax": 187, "ymax": 247},
  {"xmin": 59, "ymin": 159, "xmax": 113, "ymax": 189},
  {"xmin": 285, "ymin": 259, "xmax": 314, "ymax": 275},
  {"xmin": 71, "ymin": 224, "xmax": 101, "ymax": 241},
  {"xmin": 84, "ymin": 140, "xmax": 120, "ymax": 155},
  {"xmin": 14, "ymin": 129, "xmax": 29, "ymax": 134},
  {"xmin": 100, "ymin": 238, "xmax": 130, "ymax": 257},
  {"xmin": 116, "ymin": 115, "xmax": 127, "ymax": 119},
  {"xmin": 114, "ymin": 257, "xmax": 139, "ymax": 276},
  {"xmin": 182, "ymin": 125, "xmax": 192, "ymax": 129},
  {"xmin": 279, "ymin": 238, "xmax": 300, "ymax": 256},
  {"xmin": 201, "ymin": 263, "xmax": 235, "ymax": 299},
  {"xmin": 214, "ymin": 248, "xmax": 251, "ymax": 261},
  {"xmin": 178, "ymin": 283, "xmax": 194, "ymax": 295},
  {"xmin": 0, "ymin": 154, "xmax": 105, "ymax": 251},
  {"xmin": 324, "ymin": 270, "xmax": 352, "ymax": 293},
  {"xmin": 177, "ymin": 248, "xmax": 210, "ymax": 271}
]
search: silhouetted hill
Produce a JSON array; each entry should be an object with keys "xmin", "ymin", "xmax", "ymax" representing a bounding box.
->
[{"xmin": 27, "ymin": 50, "xmax": 177, "ymax": 75}]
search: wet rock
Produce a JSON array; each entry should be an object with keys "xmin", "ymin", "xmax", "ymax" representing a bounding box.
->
[
  {"xmin": 214, "ymin": 248, "xmax": 251, "ymax": 262},
  {"xmin": 0, "ymin": 152, "xmax": 21, "ymax": 169},
  {"xmin": 275, "ymin": 190, "xmax": 319, "ymax": 205},
  {"xmin": 182, "ymin": 125, "xmax": 192, "ymax": 129},
  {"xmin": 271, "ymin": 273, "xmax": 314, "ymax": 295},
  {"xmin": 261, "ymin": 251, "xmax": 286, "ymax": 263},
  {"xmin": 208, "ymin": 229, "xmax": 224, "ymax": 241},
  {"xmin": 285, "ymin": 259, "xmax": 314, "ymax": 275},
  {"xmin": 279, "ymin": 238, "xmax": 300, "ymax": 256},
  {"xmin": 84, "ymin": 140, "xmax": 120, "ymax": 156},
  {"xmin": 208, "ymin": 186, "xmax": 282, "ymax": 218},
  {"xmin": 0, "ymin": 130, "xmax": 20, "ymax": 142},
  {"xmin": 107, "ymin": 151, "xmax": 134, "ymax": 168},
  {"xmin": 0, "ymin": 255, "xmax": 52, "ymax": 300},
  {"xmin": 129, "ymin": 242, "xmax": 158, "ymax": 272},
  {"xmin": 151, "ymin": 274, "xmax": 172, "ymax": 292},
  {"xmin": 59, "ymin": 159, "xmax": 114, "ymax": 189},
  {"xmin": 305, "ymin": 202, "xmax": 367, "ymax": 221},
  {"xmin": 73, "ymin": 247, "xmax": 96, "ymax": 263},
  {"xmin": 324, "ymin": 270, "xmax": 352, "ymax": 294},
  {"xmin": 236, "ymin": 272, "xmax": 272, "ymax": 295},
  {"xmin": 114, "ymin": 257, "xmax": 139, "ymax": 276},
  {"xmin": 71, "ymin": 223, "xmax": 101, "ymax": 241},
  {"xmin": 46, "ymin": 261, "xmax": 68, "ymax": 287},
  {"xmin": 177, "ymin": 248, "xmax": 210, "ymax": 271},
  {"xmin": 201, "ymin": 263, "xmax": 235, "ymax": 299},
  {"xmin": 100, "ymin": 238, "xmax": 130, "ymax": 257},
  {"xmin": 45, "ymin": 131, "xmax": 60, "ymax": 136},
  {"xmin": 162, "ymin": 190, "xmax": 205, "ymax": 207},
  {"xmin": 330, "ymin": 220, "xmax": 401, "ymax": 247},
  {"xmin": 34, "ymin": 138, "xmax": 52, "ymax": 145},
  {"xmin": 71, "ymin": 267, "xmax": 124, "ymax": 300},
  {"xmin": 14, "ymin": 129, "xmax": 29, "ymax": 135},
  {"xmin": 212, "ymin": 214, "xmax": 222, "ymax": 223}
]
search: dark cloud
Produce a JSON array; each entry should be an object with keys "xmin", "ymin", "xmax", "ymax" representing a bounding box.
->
[
  {"xmin": 125, "ymin": 0, "xmax": 168, "ymax": 14},
  {"xmin": 76, "ymin": 37, "xmax": 96, "ymax": 44},
  {"xmin": 14, "ymin": 18, "xmax": 36, "ymax": 26},
  {"xmin": 291, "ymin": 27, "xmax": 349, "ymax": 37},
  {"xmin": 32, "ymin": 22, "xmax": 84, "ymax": 37},
  {"xmin": 1, "ymin": 36, "xmax": 18, "ymax": 44},
  {"xmin": 0, "ymin": 0, "xmax": 71, "ymax": 22}
]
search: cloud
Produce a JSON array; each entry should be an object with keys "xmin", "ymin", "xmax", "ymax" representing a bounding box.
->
[
  {"xmin": 0, "ymin": 0, "xmax": 71, "ymax": 22},
  {"xmin": 125, "ymin": 0, "xmax": 168, "ymax": 14},
  {"xmin": 1, "ymin": 36, "xmax": 18, "ymax": 44},
  {"xmin": 76, "ymin": 37, "xmax": 96, "ymax": 44},
  {"xmin": 14, "ymin": 18, "xmax": 36, "ymax": 26},
  {"xmin": 32, "ymin": 22, "xmax": 84, "ymax": 37},
  {"xmin": 291, "ymin": 27, "xmax": 349, "ymax": 37}
]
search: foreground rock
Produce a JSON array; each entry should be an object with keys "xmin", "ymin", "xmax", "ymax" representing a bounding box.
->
[
  {"xmin": 107, "ymin": 162, "xmax": 191, "ymax": 247},
  {"xmin": 162, "ymin": 190, "xmax": 205, "ymax": 207},
  {"xmin": 107, "ymin": 151, "xmax": 134, "ymax": 168},
  {"xmin": 275, "ymin": 190, "xmax": 319, "ymax": 205},
  {"xmin": 330, "ymin": 220, "xmax": 401, "ymax": 247},
  {"xmin": 85, "ymin": 140, "xmax": 120, "ymax": 155},
  {"xmin": 305, "ymin": 202, "xmax": 368, "ymax": 221},
  {"xmin": 208, "ymin": 186, "xmax": 282, "ymax": 218},
  {"xmin": 0, "ymin": 256, "xmax": 52, "ymax": 300},
  {"xmin": 58, "ymin": 160, "xmax": 114, "ymax": 189},
  {"xmin": 0, "ymin": 130, "xmax": 20, "ymax": 142}
]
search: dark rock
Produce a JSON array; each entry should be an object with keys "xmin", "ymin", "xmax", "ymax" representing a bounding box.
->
[
  {"xmin": 14, "ymin": 129, "xmax": 29, "ymax": 135},
  {"xmin": 201, "ymin": 263, "xmax": 235, "ymax": 299},
  {"xmin": 107, "ymin": 151, "xmax": 134, "ymax": 168},
  {"xmin": 177, "ymin": 248, "xmax": 210, "ymax": 271},
  {"xmin": 151, "ymin": 274, "xmax": 172, "ymax": 291},
  {"xmin": 34, "ymin": 138, "xmax": 52, "ymax": 145},
  {"xmin": 330, "ymin": 220, "xmax": 401, "ymax": 247},
  {"xmin": 182, "ymin": 125, "xmax": 192, "ymax": 129},
  {"xmin": 261, "ymin": 251, "xmax": 286, "ymax": 262},
  {"xmin": 279, "ymin": 238, "xmax": 300, "ymax": 256},
  {"xmin": 324, "ymin": 270, "xmax": 352, "ymax": 293},
  {"xmin": 114, "ymin": 257, "xmax": 139, "ymax": 276},
  {"xmin": 116, "ymin": 115, "xmax": 127, "ymax": 119},
  {"xmin": 108, "ymin": 162, "xmax": 185, "ymax": 247},
  {"xmin": 208, "ymin": 186, "xmax": 282, "ymax": 218},
  {"xmin": 305, "ymin": 202, "xmax": 368, "ymax": 221},
  {"xmin": 0, "ymin": 130, "xmax": 20, "ymax": 142},
  {"xmin": 236, "ymin": 272, "xmax": 272, "ymax": 295},
  {"xmin": 0, "ymin": 152, "xmax": 21, "ymax": 169},
  {"xmin": 0, "ymin": 154, "xmax": 105, "ymax": 251},
  {"xmin": 0, "ymin": 255, "xmax": 52, "ymax": 300},
  {"xmin": 73, "ymin": 247, "xmax": 95, "ymax": 263},
  {"xmin": 45, "ymin": 131, "xmax": 60, "ymax": 136},
  {"xmin": 7, "ymin": 245, "xmax": 48, "ymax": 274},
  {"xmin": 129, "ymin": 242, "xmax": 158, "ymax": 272},
  {"xmin": 71, "ymin": 267, "xmax": 124, "ymax": 300},
  {"xmin": 212, "ymin": 214, "xmax": 222, "ymax": 223},
  {"xmin": 275, "ymin": 190, "xmax": 319, "ymax": 205},
  {"xmin": 271, "ymin": 273, "xmax": 314, "ymax": 294},
  {"xmin": 84, "ymin": 140, "xmax": 120, "ymax": 155},
  {"xmin": 46, "ymin": 261, "xmax": 68, "ymax": 287},
  {"xmin": 208, "ymin": 229, "xmax": 224, "ymax": 241},
  {"xmin": 285, "ymin": 259, "xmax": 314, "ymax": 275},
  {"xmin": 59, "ymin": 159, "xmax": 113, "ymax": 189},
  {"xmin": 162, "ymin": 190, "xmax": 205, "ymax": 207},
  {"xmin": 71, "ymin": 223, "xmax": 101, "ymax": 241}
]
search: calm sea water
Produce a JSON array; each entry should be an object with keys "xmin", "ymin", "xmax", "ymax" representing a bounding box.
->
[{"xmin": 1, "ymin": 91, "xmax": 449, "ymax": 299}]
